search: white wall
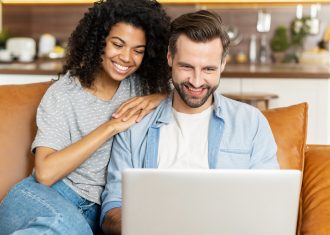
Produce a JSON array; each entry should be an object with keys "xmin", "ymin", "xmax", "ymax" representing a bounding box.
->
[
  {"xmin": 0, "ymin": 74, "xmax": 55, "ymax": 85},
  {"xmin": 218, "ymin": 77, "xmax": 330, "ymax": 145}
]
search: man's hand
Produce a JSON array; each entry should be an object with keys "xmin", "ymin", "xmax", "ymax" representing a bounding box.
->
[{"xmin": 102, "ymin": 208, "xmax": 122, "ymax": 235}]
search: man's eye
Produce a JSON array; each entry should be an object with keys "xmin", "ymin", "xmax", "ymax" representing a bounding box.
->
[
  {"xmin": 181, "ymin": 65, "xmax": 191, "ymax": 69},
  {"xmin": 205, "ymin": 68, "xmax": 216, "ymax": 72}
]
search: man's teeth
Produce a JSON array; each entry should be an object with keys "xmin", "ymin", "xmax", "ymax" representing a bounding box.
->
[
  {"xmin": 187, "ymin": 87, "xmax": 202, "ymax": 92},
  {"xmin": 114, "ymin": 63, "xmax": 129, "ymax": 71}
]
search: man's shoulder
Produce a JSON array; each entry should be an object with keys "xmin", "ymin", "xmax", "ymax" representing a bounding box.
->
[
  {"xmin": 215, "ymin": 93, "xmax": 261, "ymax": 119},
  {"xmin": 122, "ymin": 97, "xmax": 170, "ymax": 137}
]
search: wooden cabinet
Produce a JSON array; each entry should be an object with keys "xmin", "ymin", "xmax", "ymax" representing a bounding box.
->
[
  {"xmin": 218, "ymin": 77, "xmax": 330, "ymax": 145},
  {"xmin": 2, "ymin": 0, "xmax": 328, "ymax": 5}
]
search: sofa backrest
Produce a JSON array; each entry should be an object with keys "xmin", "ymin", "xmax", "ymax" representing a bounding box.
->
[
  {"xmin": 263, "ymin": 103, "xmax": 308, "ymax": 170},
  {"xmin": 0, "ymin": 82, "xmax": 50, "ymax": 201},
  {"xmin": 263, "ymin": 102, "xmax": 308, "ymax": 234},
  {"xmin": 0, "ymin": 82, "xmax": 308, "ymax": 202}
]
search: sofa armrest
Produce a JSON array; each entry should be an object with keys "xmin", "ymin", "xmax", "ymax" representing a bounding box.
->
[
  {"xmin": 0, "ymin": 82, "xmax": 50, "ymax": 201},
  {"xmin": 300, "ymin": 145, "xmax": 330, "ymax": 234}
]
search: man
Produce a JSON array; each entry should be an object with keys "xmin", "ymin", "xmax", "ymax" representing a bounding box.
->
[{"xmin": 101, "ymin": 10, "xmax": 279, "ymax": 234}]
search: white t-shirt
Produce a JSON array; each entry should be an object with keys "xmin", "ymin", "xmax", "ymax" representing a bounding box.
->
[{"xmin": 157, "ymin": 106, "xmax": 213, "ymax": 169}]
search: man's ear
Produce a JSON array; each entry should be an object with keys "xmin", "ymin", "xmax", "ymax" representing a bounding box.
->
[
  {"xmin": 220, "ymin": 56, "xmax": 227, "ymax": 73},
  {"xmin": 167, "ymin": 46, "xmax": 173, "ymax": 67}
]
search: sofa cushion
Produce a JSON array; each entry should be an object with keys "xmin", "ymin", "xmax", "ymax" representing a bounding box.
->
[
  {"xmin": 0, "ymin": 82, "xmax": 50, "ymax": 201},
  {"xmin": 263, "ymin": 103, "xmax": 308, "ymax": 170},
  {"xmin": 301, "ymin": 145, "xmax": 330, "ymax": 234}
]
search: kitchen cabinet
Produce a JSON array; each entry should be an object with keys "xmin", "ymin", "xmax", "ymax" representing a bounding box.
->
[
  {"xmin": 0, "ymin": 74, "xmax": 54, "ymax": 85},
  {"xmin": 218, "ymin": 77, "xmax": 330, "ymax": 145},
  {"xmin": 2, "ymin": 0, "xmax": 329, "ymax": 5}
]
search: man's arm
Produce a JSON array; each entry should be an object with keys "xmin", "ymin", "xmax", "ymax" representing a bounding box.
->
[
  {"xmin": 102, "ymin": 208, "xmax": 122, "ymax": 235},
  {"xmin": 101, "ymin": 130, "xmax": 133, "ymax": 235},
  {"xmin": 250, "ymin": 110, "xmax": 279, "ymax": 169}
]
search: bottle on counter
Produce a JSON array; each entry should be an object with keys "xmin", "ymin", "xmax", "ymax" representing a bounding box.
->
[
  {"xmin": 259, "ymin": 34, "xmax": 268, "ymax": 64},
  {"xmin": 249, "ymin": 34, "xmax": 257, "ymax": 64}
]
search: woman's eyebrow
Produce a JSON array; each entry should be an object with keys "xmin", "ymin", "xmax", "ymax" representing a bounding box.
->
[
  {"xmin": 110, "ymin": 36, "xmax": 146, "ymax": 48},
  {"xmin": 110, "ymin": 36, "xmax": 125, "ymax": 43}
]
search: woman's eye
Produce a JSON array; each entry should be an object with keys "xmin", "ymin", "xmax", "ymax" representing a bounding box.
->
[
  {"xmin": 112, "ymin": 42, "xmax": 123, "ymax": 48},
  {"xmin": 134, "ymin": 50, "xmax": 145, "ymax": 55}
]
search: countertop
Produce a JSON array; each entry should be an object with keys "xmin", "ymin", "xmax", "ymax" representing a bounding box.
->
[
  {"xmin": 0, "ymin": 59, "xmax": 63, "ymax": 75},
  {"xmin": 223, "ymin": 64, "xmax": 330, "ymax": 79},
  {"xmin": 1, "ymin": 59, "xmax": 330, "ymax": 78}
]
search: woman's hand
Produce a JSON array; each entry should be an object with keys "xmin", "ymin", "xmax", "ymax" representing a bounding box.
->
[
  {"xmin": 112, "ymin": 93, "xmax": 167, "ymax": 122},
  {"xmin": 109, "ymin": 111, "xmax": 140, "ymax": 134}
]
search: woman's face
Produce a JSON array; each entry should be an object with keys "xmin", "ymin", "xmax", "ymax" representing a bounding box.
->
[{"xmin": 101, "ymin": 22, "xmax": 146, "ymax": 82}]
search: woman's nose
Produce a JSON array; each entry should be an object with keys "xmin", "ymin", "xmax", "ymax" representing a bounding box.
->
[{"xmin": 119, "ymin": 49, "xmax": 130, "ymax": 63}]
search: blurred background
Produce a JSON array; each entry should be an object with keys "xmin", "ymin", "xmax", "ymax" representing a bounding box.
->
[{"xmin": 1, "ymin": 1, "xmax": 330, "ymax": 64}]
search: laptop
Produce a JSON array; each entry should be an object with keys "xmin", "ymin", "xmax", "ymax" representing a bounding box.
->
[{"xmin": 122, "ymin": 169, "xmax": 301, "ymax": 235}]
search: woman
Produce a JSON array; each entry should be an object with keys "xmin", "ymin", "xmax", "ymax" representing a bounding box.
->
[{"xmin": 0, "ymin": 0, "xmax": 170, "ymax": 234}]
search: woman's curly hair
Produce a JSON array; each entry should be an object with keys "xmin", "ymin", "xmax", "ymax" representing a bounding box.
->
[{"xmin": 62, "ymin": 0, "xmax": 171, "ymax": 94}]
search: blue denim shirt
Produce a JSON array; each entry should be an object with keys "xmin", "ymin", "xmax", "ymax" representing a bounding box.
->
[{"xmin": 100, "ymin": 93, "xmax": 279, "ymax": 224}]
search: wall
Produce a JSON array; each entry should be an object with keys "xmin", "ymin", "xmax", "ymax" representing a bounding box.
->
[{"xmin": 3, "ymin": 4, "xmax": 330, "ymax": 56}]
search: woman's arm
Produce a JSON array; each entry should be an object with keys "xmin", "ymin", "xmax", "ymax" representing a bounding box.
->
[{"xmin": 34, "ymin": 112, "xmax": 139, "ymax": 186}]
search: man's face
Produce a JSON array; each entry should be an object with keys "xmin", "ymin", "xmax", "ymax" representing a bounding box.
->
[{"xmin": 167, "ymin": 35, "xmax": 226, "ymax": 114}]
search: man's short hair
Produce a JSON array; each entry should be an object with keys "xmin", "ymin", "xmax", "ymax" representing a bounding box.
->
[{"xmin": 169, "ymin": 10, "xmax": 230, "ymax": 61}]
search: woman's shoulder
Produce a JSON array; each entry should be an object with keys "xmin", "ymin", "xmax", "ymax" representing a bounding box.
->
[
  {"xmin": 126, "ymin": 74, "xmax": 144, "ymax": 96},
  {"xmin": 41, "ymin": 73, "xmax": 81, "ymax": 105}
]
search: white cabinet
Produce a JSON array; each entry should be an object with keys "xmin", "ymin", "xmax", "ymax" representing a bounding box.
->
[
  {"xmin": 218, "ymin": 77, "xmax": 330, "ymax": 145},
  {"xmin": 0, "ymin": 74, "xmax": 55, "ymax": 85}
]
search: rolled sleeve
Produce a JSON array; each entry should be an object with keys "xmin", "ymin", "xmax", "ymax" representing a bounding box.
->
[{"xmin": 100, "ymin": 130, "xmax": 133, "ymax": 225}]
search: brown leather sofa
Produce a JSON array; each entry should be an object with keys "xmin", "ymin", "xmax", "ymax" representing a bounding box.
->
[{"xmin": 1, "ymin": 82, "xmax": 330, "ymax": 234}]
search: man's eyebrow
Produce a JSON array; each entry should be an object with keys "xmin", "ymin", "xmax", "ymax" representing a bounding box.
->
[
  {"xmin": 110, "ymin": 36, "xmax": 146, "ymax": 48},
  {"xmin": 177, "ymin": 62, "xmax": 192, "ymax": 67},
  {"xmin": 204, "ymin": 65, "xmax": 219, "ymax": 69}
]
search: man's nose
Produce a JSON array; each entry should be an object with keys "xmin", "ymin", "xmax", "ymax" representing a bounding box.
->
[{"xmin": 189, "ymin": 70, "xmax": 203, "ymax": 88}]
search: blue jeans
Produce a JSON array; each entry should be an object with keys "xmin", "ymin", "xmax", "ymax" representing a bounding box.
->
[{"xmin": 0, "ymin": 176, "xmax": 101, "ymax": 235}]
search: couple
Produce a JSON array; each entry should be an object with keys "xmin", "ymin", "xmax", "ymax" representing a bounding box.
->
[{"xmin": 0, "ymin": 0, "xmax": 278, "ymax": 234}]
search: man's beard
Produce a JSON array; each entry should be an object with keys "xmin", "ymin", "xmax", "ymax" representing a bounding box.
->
[{"xmin": 172, "ymin": 80, "xmax": 218, "ymax": 108}]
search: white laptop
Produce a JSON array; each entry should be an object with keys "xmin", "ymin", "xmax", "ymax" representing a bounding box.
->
[{"xmin": 122, "ymin": 169, "xmax": 301, "ymax": 235}]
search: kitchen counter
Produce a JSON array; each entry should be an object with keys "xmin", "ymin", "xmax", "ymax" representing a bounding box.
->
[
  {"xmin": 1, "ymin": 59, "xmax": 330, "ymax": 79},
  {"xmin": 223, "ymin": 64, "xmax": 330, "ymax": 79},
  {"xmin": 0, "ymin": 59, "xmax": 63, "ymax": 75}
]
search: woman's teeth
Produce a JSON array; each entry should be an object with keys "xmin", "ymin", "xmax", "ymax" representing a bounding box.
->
[{"xmin": 113, "ymin": 62, "xmax": 129, "ymax": 73}]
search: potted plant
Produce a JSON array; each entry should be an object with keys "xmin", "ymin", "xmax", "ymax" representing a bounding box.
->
[
  {"xmin": 0, "ymin": 30, "xmax": 11, "ymax": 49},
  {"xmin": 270, "ymin": 26, "xmax": 290, "ymax": 63},
  {"xmin": 289, "ymin": 16, "xmax": 311, "ymax": 62}
]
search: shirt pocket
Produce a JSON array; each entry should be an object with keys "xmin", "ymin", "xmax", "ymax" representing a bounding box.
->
[{"xmin": 217, "ymin": 149, "xmax": 251, "ymax": 169}]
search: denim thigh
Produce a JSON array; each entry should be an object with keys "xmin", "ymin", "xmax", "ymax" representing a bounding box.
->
[
  {"xmin": 51, "ymin": 180, "xmax": 101, "ymax": 233},
  {"xmin": 0, "ymin": 176, "xmax": 93, "ymax": 235}
]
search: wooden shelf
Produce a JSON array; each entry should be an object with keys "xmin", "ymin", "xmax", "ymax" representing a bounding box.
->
[{"xmin": 2, "ymin": 0, "xmax": 330, "ymax": 5}]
